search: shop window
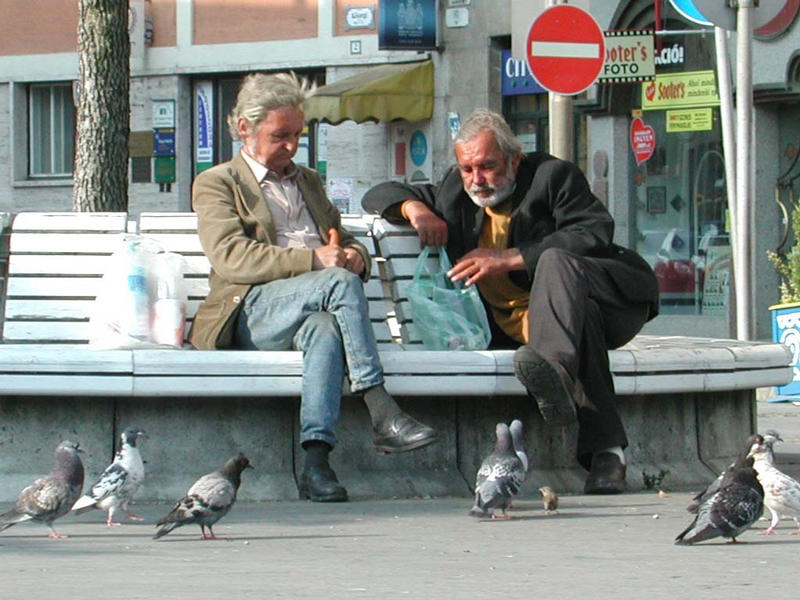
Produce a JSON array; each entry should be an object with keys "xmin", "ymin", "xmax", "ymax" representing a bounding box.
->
[
  {"xmin": 630, "ymin": 33, "xmax": 730, "ymax": 317},
  {"xmin": 29, "ymin": 83, "xmax": 75, "ymax": 178}
]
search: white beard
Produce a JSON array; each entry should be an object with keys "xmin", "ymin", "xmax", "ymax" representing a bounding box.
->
[{"xmin": 465, "ymin": 164, "xmax": 516, "ymax": 208}]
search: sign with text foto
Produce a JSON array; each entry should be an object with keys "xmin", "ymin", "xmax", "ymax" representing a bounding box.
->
[{"xmin": 599, "ymin": 31, "xmax": 654, "ymax": 83}]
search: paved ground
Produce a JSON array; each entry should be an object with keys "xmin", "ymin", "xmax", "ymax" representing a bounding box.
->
[{"xmin": 2, "ymin": 397, "xmax": 799, "ymax": 599}]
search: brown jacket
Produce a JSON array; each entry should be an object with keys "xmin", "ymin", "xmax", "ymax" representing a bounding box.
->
[{"xmin": 189, "ymin": 153, "xmax": 371, "ymax": 349}]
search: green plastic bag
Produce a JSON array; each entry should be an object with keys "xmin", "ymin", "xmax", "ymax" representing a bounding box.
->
[{"xmin": 407, "ymin": 246, "xmax": 491, "ymax": 350}]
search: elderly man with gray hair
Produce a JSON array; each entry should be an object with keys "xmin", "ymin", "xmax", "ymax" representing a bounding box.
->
[
  {"xmin": 190, "ymin": 72, "xmax": 438, "ymax": 503},
  {"xmin": 363, "ymin": 109, "xmax": 659, "ymax": 494}
]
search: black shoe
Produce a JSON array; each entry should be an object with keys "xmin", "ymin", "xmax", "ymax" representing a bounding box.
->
[
  {"xmin": 373, "ymin": 412, "xmax": 439, "ymax": 454},
  {"xmin": 584, "ymin": 452, "xmax": 627, "ymax": 495},
  {"xmin": 513, "ymin": 346, "xmax": 578, "ymax": 427},
  {"xmin": 298, "ymin": 464, "xmax": 348, "ymax": 502}
]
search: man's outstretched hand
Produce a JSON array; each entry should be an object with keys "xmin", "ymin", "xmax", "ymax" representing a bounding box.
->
[{"xmin": 447, "ymin": 248, "xmax": 525, "ymax": 286}]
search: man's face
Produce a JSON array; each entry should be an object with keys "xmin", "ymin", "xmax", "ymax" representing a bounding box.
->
[
  {"xmin": 239, "ymin": 106, "xmax": 305, "ymax": 174},
  {"xmin": 454, "ymin": 129, "xmax": 520, "ymax": 208}
]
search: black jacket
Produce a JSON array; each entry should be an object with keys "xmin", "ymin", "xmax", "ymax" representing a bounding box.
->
[{"xmin": 362, "ymin": 152, "xmax": 659, "ymax": 320}]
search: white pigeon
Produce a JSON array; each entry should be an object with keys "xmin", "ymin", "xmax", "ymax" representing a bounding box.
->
[
  {"xmin": 470, "ymin": 423, "xmax": 525, "ymax": 519},
  {"xmin": 0, "ymin": 440, "xmax": 84, "ymax": 539},
  {"xmin": 153, "ymin": 453, "xmax": 252, "ymax": 540},
  {"xmin": 509, "ymin": 419, "xmax": 529, "ymax": 472},
  {"xmin": 72, "ymin": 426, "xmax": 146, "ymax": 526},
  {"xmin": 749, "ymin": 436, "xmax": 800, "ymax": 535}
]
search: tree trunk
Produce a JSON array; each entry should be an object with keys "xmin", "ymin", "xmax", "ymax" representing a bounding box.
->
[{"xmin": 73, "ymin": 0, "xmax": 130, "ymax": 212}]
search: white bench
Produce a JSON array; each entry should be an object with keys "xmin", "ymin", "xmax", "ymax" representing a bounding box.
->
[{"xmin": 0, "ymin": 211, "xmax": 792, "ymax": 502}]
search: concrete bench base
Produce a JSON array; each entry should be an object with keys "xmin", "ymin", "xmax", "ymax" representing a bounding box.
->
[{"xmin": 0, "ymin": 388, "xmax": 753, "ymax": 503}]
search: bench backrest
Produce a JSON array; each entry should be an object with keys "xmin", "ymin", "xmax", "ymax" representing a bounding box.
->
[
  {"xmin": 2, "ymin": 212, "xmax": 129, "ymax": 344},
  {"xmin": 0, "ymin": 212, "xmax": 397, "ymax": 347},
  {"xmin": 371, "ymin": 218, "xmax": 442, "ymax": 347}
]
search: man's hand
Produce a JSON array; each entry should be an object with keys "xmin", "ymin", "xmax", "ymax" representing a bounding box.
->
[
  {"xmin": 403, "ymin": 200, "xmax": 448, "ymax": 247},
  {"xmin": 343, "ymin": 247, "xmax": 365, "ymax": 275},
  {"xmin": 312, "ymin": 228, "xmax": 346, "ymax": 269},
  {"xmin": 312, "ymin": 228, "xmax": 364, "ymax": 275},
  {"xmin": 447, "ymin": 248, "xmax": 525, "ymax": 286}
]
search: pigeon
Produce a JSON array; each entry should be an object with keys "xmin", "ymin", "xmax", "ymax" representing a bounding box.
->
[
  {"xmin": 509, "ymin": 419, "xmax": 529, "ymax": 472},
  {"xmin": 72, "ymin": 426, "xmax": 146, "ymax": 526},
  {"xmin": 153, "ymin": 453, "xmax": 252, "ymax": 540},
  {"xmin": 675, "ymin": 439, "xmax": 764, "ymax": 545},
  {"xmin": 0, "ymin": 440, "xmax": 84, "ymax": 539},
  {"xmin": 762, "ymin": 429, "xmax": 784, "ymax": 460},
  {"xmin": 749, "ymin": 436, "xmax": 800, "ymax": 535},
  {"xmin": 687, "ymin": 433, "xmax": 763, "ymax": 514},
  {"xmin": 539, "ymin": 486, "xmax": 559, "ymax": 513},
  {"xmin": 469, "ymin": 423, "xmax": 525, "ymax": 519}
]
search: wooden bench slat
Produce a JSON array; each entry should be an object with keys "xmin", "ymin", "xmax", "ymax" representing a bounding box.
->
[
  {"xmin": 8, "ymin": 255, "xmax": 112, "ymax": 276},
  {"xmin": 10, "ymin": 212, "xmax": 128, "ymax": 232},
  {"xmin": 5, "ymin": 299, "xmax": 95, "ymax": 320},
  {"xmin": 7, "ymin": 278, "xmax": 105, "ymax": 298},
  {"xmin": 9, "ymin": 233, "xmax": 126, "ymax": 254},
  {"xmin": 3, "ymin": 322, "xmax": 92, "ymax": 341}
]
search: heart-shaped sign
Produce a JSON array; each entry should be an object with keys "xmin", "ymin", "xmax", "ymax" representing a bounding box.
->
[{"xmin": 630, "ymin": 117, "xmax": 656, "ymax": 165}]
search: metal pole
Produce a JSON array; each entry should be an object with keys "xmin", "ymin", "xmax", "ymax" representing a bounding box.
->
[
  {"xmin": 714, "ymin": 27, "xmax": 737, "ymax": 243},
  {"xmin": 735, "ymin": 0, "xmax": 754, "ymax": 340},
  {"xmin": 547, "ymin": 0, "xmax": 573, "ymax": 160}
]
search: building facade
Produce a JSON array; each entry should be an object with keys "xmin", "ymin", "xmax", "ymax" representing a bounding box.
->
[{"xmin": 0, "ymin": 0, "xmax": 798, "ymax": 340}]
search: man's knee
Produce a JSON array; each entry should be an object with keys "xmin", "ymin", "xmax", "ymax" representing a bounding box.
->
[
  {"xmin": 304, "ymin": 311, "xmax": 341, "ymax": 335},
  {"xmin": 534, "ymin": 248, "xmax": 582, "ymax": 287}
]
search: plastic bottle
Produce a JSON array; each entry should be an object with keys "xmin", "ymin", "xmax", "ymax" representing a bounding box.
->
[{"xmin": 122, "ymin": 239, "xmax": 151, "ymax": 339}]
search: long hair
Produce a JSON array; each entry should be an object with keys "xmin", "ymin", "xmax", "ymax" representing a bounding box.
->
[{"xmin": 227, "ymin": 72, "xmax": 316, "ymax": 140}]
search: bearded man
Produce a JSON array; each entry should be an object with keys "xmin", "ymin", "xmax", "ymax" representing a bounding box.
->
[{"xmin": 363, "ymin": 109, "xmax": 659, "ymax": 494}]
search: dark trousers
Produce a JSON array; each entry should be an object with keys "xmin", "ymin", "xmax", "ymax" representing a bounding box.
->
[{"xmin": 489, "ymin": 248, "xmax": 650, "ymax": 470}]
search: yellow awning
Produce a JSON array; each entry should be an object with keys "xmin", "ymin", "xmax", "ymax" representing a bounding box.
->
[{"xmin": 305, "ymin": 60, "xmax": 433, "ymax": 124}]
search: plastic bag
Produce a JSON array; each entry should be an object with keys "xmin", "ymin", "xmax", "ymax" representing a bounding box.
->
[
  {"xmin": 89, "ymin": 234, "xmax": 187, "ymax": 349},
  {"xmin": 406, "ymin": 246, "xmax": 491, "ymax": 350}
]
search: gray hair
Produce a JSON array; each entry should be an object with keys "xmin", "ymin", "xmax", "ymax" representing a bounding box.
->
[
  {"xmin": 227, "ymin": 72, "xmax": 316, "ymax": 140},
  {"xmin": 454, "ymin": 109, "xmax": 523, "ymax": 160}
]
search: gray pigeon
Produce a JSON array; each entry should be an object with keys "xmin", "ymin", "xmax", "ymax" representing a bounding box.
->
[
  {"xmin": 0, "ymin": 440, "xmax": 85, "ymax": 539},
  {"xmin": 687, "ymin": 433, "xmax": 763, "ymax": 513},
  {"xmin": 675, "ymin": 439, "xmax": 764, "ymax": 545},
  {"xmin": 509, "ymin": 419, "xmax": 529, "ymax": 472},
  {"xmin": 153, "ymin": 453, "xmax": 252, "ymax": 540},
  {"xmin": 470, "ymin": 423, "xmax": 525, "ymax": 519},
  {"xmin": 72, "ymin": 426, "xmax": 146, "ymax": 526},
  {"xmin": 749, "ymin": 435, "xmax": 800, "ymax": 535}
]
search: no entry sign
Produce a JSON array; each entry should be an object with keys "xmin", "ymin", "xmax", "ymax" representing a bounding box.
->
[{"xmin": 526, "ymin": 5, "xmax": 605, "ymax": 95}]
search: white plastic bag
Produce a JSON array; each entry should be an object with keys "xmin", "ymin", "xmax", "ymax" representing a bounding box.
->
[{"xmin": 89, "ymin": 234, "xmax": 188, "ymax": 349}]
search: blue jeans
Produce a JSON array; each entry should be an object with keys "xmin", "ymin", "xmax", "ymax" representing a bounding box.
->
[{"xmin": 233, "ymin": 268, "xmax": 385, "ymax": 447}]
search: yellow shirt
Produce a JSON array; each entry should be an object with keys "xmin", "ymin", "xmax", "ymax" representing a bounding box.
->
[{"xmin": 476, "ymin": 203, "xmax": 530, "ymax": 343}]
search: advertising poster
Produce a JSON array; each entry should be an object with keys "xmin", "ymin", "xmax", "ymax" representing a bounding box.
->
[{"xmin": 194, "ymin": 81, "xmax": 214, "ymax": 174}]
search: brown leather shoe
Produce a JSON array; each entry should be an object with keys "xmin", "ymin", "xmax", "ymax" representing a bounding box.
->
[
  {"xmin": 513, "ymin": 346, "xmax": 578, "ymax": 426},
  {"xmin": 584, "ymin": 452, "xmax": 627, "ymax": 494}
]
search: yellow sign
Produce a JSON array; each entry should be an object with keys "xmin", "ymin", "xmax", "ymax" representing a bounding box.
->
[
  {"xmin": 666, "ymin": 108, "xmax": 714, "ymax": 132},
  {"xmin": 641, "ymin": 70, "xmax": 720, "ymax": 110}
]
